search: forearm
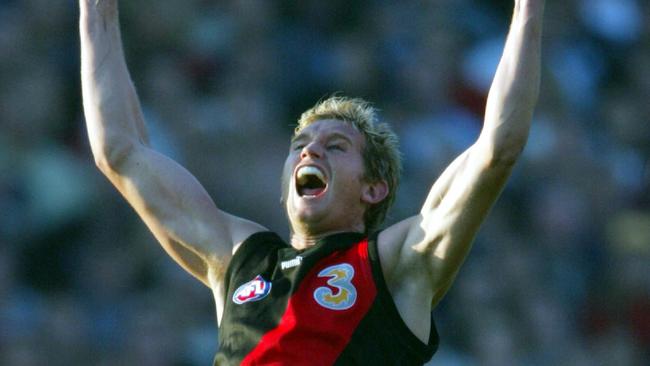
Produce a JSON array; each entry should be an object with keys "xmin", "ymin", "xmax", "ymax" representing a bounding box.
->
[
  {"xmin": 80, "ymin": 0, "xmax": 149, "ymax": 169},
  {"xmin": 480, "ymin": 0, "xmax": 544, "ymax": 163}
]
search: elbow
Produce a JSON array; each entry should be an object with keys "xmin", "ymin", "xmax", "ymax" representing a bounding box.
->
[
  {"xmin": 491, "ymin": 141, "xmax": 526, "ymax": 167},
  {"xmin": 93, "ymin": 153, "xmax": 117, "ymax": 174},
  {"xmin": 92, "ymin": 139, "xmax": 136, "ymax": 174}
]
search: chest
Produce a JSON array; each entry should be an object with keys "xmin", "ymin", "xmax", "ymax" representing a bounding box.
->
[
  {"xmin": 219, "ymin": 240, "xmax": 380, "ymax": 365},
  {"xmin": 223, "ymin": 240, "xmax": 376, "ymax": 328}
]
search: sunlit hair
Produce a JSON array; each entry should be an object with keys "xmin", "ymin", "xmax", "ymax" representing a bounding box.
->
[{"xmin": 295, "ymin": 96, "xmax": 401, "ymax": 233}]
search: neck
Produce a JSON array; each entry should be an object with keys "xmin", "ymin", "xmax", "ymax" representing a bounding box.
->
[{"xmin": 290, "ymin": 227, "xmax": 364, "ymax": 250}]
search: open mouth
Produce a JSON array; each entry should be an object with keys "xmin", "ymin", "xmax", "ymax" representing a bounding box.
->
[{"xmin": 296, "ymin": 166, "xmax": 328, "ymax": 197}]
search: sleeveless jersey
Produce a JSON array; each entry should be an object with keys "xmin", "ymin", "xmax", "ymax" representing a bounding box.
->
[{"xmin": 214, "ymin": 231, "xmax": 438, "ymax": 365}]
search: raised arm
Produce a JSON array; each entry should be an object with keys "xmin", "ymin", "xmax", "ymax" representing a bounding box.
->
[
  {"xmin": 382, "ymin": 0, "xmax": 544, "ymax": 306},
  {"xmin": 79, "ymin": 0, "xmax": 265, "ymax": 291}
]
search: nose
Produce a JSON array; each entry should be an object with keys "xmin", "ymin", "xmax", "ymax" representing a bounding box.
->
[{"xmin": 300, "ymin": 142, "xmax": 323, "ymax": 159}]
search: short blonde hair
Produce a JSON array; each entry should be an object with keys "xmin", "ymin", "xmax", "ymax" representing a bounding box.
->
[{"xmin": 295, "ymin": 96, "xmax": 401, "ymax": 233}]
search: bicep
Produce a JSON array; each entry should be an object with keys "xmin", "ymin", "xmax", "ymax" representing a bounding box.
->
[
  {"xmin": 406, "ymin": 141, "xmax": 515, "ymax": 291},
  {"xmin": 101, "ymin": 145, "xmax": 266, "ymax": 286}
]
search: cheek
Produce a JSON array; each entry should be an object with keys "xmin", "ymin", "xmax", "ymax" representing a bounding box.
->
[
  {"xmin": 281, "ymin": 158, "xmax": 296, "ymax": 198},
  {"xmin": 341, "ymin": 156, "xmax": 366, "ymax": 180},
  {"xmin": 334, "ymin": 160, "xmax": 366, "ymax": 193}
]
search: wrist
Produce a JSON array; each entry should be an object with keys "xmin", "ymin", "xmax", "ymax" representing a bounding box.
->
[{"xmin": 518, "ymin": 0, "xmax": 545, "ymax": 22}]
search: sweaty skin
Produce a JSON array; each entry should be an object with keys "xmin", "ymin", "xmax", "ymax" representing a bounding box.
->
[{"xmin": 80, "ymin": 0, "xmax": 544, "ymax": 344}]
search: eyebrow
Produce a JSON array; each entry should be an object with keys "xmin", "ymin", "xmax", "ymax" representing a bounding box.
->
[
  {"xmin": 327, "ymin": 132, "xmax": 354, "ymax": 146},
  {"xmin": 291, "ymin": 131, "xmax": 354, "ymax": 145},
  {"xmin": 291, "ymin": 133, "xmax": 308, "ymax": 143}
]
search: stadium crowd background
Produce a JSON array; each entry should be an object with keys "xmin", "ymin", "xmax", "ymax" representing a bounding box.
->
[{"xmin": 1, "ymin": 0, "xmax": 649, "ymax": 365}]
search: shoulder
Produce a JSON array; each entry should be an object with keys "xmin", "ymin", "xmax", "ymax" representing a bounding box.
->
[
  {"xmin": 376, "ymin": 215, "xmax": 429, "ymax": 284},
  {"xmin": 374, "ymin": 216, "xmax": 439, "ymax": 342},
  {"xmin": 208, "ymin": 230, "xmax": 285, "ymax": 289},
  {"xmin": 228, "ymin": 231, "xmax": 287, "ymax": 268}
]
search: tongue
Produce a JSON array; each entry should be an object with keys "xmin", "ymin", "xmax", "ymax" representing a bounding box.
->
[{"xmin": 302, "ymin": 187, "xmax": 325, "ymax": 197}]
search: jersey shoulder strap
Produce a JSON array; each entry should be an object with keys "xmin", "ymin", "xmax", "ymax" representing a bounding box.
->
[{"xmin": 223, "ymin": 231, "xmax": 287, "ymax": 298}]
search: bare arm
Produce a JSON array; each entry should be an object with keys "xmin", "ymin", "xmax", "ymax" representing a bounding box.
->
[
  {"xmin": 383, "ymin": 0, "xmax": 545, "ymax": 306},
  {"xmin": 80, "ymin": 0, "xmax": 265, "ymax": 289}
]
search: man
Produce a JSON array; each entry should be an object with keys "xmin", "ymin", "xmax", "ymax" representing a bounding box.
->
[{"xmin": 80, "ymin": 0, "xmax": 544, "ymax": 365}]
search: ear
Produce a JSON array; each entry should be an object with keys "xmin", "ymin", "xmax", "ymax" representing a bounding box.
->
[{"xmin": 361, "ymin": 180, "xmax": 389, "ymax": 205}]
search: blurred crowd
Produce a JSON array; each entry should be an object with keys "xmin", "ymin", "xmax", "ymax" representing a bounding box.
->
[{"xmin": 1, "ymin": 0, "xmax": 649, "ymax": 365}]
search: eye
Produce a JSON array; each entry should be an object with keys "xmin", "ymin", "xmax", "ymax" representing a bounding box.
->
[
  {"xmin": 327, "ymin": 144, "xmax": 345, "ymax": 152},
  {"xmin": 292, "ymin": 144, "xmax": 305, "ymax": 151}
]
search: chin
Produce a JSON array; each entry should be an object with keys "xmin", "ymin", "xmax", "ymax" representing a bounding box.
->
[
  {"xmin": 288, "ymin": 201, "xmax": 331, "ymax": 230},
  {"xmin": 290, "ymin": 206, "xmax": 324, "ymax": 225}
]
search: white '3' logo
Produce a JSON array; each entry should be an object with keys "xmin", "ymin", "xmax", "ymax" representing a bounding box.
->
[{"xmin": 313, "ymin": 263, "xmax": 357, "ymax": 310}]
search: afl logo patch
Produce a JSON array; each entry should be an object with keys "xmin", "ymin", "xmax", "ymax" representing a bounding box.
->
[{"xmin": 233, "ymin": 275, "xmax": 272, "ymax": 304}]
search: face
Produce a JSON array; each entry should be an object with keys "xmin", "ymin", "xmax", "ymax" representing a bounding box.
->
[{"xmin": 282, "ymin": 119, "xmax": 383, "ymax": 236}]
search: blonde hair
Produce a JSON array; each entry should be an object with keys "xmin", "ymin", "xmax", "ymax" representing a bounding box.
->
[{"xmin": 295, "ymin": 96, "xmax": 401, "ymax": 233}]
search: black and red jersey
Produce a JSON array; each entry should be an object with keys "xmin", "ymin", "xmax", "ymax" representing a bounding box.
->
[{"xmin": 214, "ymin": 231, "xmax": 438, "ymax": 365}]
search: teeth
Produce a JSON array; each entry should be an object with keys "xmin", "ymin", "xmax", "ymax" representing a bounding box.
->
[{"xmin": 296, "ymin": 166, "xmax": 325, "ymax": 184}]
